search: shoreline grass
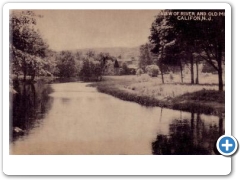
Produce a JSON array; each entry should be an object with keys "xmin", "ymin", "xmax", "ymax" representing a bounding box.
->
[{"xmin": 90, "ymin": 75, "xmax": 225, "ymax": 116}]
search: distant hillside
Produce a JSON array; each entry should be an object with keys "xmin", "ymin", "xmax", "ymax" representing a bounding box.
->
[{"xmin": 73, "ymin": 46, "xmax": 140, "ymax": 60}]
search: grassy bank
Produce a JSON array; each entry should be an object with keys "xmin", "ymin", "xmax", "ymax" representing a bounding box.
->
[{"xmin": 90, "ymin": 74, "xmax": 225, "ymax": 116}]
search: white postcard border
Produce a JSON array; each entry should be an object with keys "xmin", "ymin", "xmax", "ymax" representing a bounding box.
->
[{"xmin": 3, "ymin": 2, "xmax": 231, "ymax": 175}]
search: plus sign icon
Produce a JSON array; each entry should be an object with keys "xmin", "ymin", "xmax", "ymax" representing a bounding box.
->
[{"xmin": 217, "ymin": 135, "xmax": 238, "ymax": 156}]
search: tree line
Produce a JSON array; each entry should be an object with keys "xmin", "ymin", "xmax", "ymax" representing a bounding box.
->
[
  {"xmin": 10, "ymin": 11, "xmax": 134, "ymax": 82},
  {"xmin": 139, "ymin": 10, "xmax": 225, "ymax": 91},
  {"xmin": 10, "ymin": 10, "xmax": 225, "ymax": 91}
]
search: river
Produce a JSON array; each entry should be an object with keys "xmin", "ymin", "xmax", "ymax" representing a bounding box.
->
[{"xmin": 10, "ymin": 80, "xmax": 224, "ymax": 155}]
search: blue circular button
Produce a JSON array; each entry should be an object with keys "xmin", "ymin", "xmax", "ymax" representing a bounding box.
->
[{"xmin": 217, "ymin": 135, "xmax": 238, "ymax": 156}]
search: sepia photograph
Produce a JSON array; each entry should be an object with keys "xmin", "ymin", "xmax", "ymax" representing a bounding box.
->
[{"xmin": 9, "ymin": 9, "xmax": 225, "ymax": 155}]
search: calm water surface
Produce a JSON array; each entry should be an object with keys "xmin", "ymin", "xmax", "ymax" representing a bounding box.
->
[{"xmin": 10, "ymin": 81, "xmax": 224, "ymax": 155}]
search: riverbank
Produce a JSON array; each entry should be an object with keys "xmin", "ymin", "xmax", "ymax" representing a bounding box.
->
[{"xmin": 90, "ymin": 75, "xmax": 225, "ymax": 116}]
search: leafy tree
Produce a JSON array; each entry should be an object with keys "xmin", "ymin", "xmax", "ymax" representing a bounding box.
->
[
  {"xmin": 138, "ymin": 43, "xmax": 156, "ymax": 70},
  {"xmin": 74, "ymin": 51, "xmax": 84, "ymax": 76},
  {"xmin": 121, "ymin": 62, "xmax": 129, "ymax": 75},
  {"xmin": 114, "ymin": 59, "xmax": 120, "ymax": 75},
  {"xmin": 79, "ymin": 52, "xmax": 115, "ymax": 80},
  {"xmin": 149, "ymin": 10, "xmax": 225, "ymax": 90},
  {"xmin": 96, "ymin": 52, "xmax": 115, "ymax": 75},
  {"xmin": 149, "ymin": 11, "xmax": 175, "ymax": 84},
  {"xmin": 10, "ymin": 11, "xmax": 48, "ymax": 81},
  {"xmin": 56, "ymin": 51, "xmax": 76, "ymax": 78},
  {"xmin": 114, "ymin": 59, "xmax": 119, "ymax": 68},
  {"xmin": 167, "ymin": 11, "xmax": 198, "ymax": 84},
  {"xmin": 80, "ymin": 57, "xmax": 102, "ymax": 81},
  {"xmin": 80, "ymin": 58, "xmax": 91, "ymax": 78},
  {"xmin": 163, "ymin": 40, "xmax": 188, "ymax": 83},
  {"xmin": 85, "ymin": 50, "xmax": 95, "ymax": 58},
  {"xmin": 168, "ymin": 10, "xmax": 225, "ymax": 90},
  {"xmin": 198, "ymin": 11, "xmax": 225, "ymax": 91},
  {"xmin": 44, "ymin": 50, "xmax": 58, "ymax": 76}
]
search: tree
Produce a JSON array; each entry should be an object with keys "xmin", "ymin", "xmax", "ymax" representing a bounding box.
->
[
  {"xmin": 138, "ymin": 43, "xmax": 156, "ymax": 70},
  {"xmin": 198, "ymin": 12, "xmax": 225, "ymax": 91},
  {"xmin": 164, "ymin": 41, "xmax": 186, "ymax": 83},
  {"xmin": 192, "ymin": 53, "xmax": 203, "ymax": 84},
  {"xmin": 96, "ymin": 52, "xmax": 115, "ymax": 75},
  {"xmin": 80, "ymin": 57, "xmax": 102, "ymax": 81},
  {"xmin": 80, "ymin": 58, "xmax": 91, "ymax": 79},
  {"xmin": 56, "ymin": 51, "xmax": 76, "ymax": 78},
  {"xmin": 10, "ymin": 11, "xmax": 48, "ymax": 81},
  {"xmin": 114, "ymin": 59, "xmax": 120, "ymax": 75},
  {"xmin": 122, "ymin": 62, "xmax": 129, "ymax": 75},
  {"xmin": 74, "ymin": 51, "xmax": 84, "ymax": 76},
  {"xmin": 168, "ymin": 10, "xmax": 225, "ymax": 90},
  {"xmin": 79, "ymin": 52, "xmax": 115, "ymax": 80},
  {"xmin": 149, "ymin": 11, "xmax": 175, "ymax": 84},
  {"xmin": 150, "ymin": 10, "xmax": 225, "ymax": 89},
  {"xmin": 166, "ymin": 11, "xmax": 200, "ymax": 84},
  {"xmin": 44, "ymin": 50, "xmax": 57, "ymax": 76},
  {"xmin": 114, "ymin": 59, "xmax": 119, "ymax": 68},
  {"xmin": 86, "ymin": 50, "xmax": 95, "ymax": 58}
]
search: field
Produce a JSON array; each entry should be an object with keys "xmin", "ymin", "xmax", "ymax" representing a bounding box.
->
[{"xmin": 91, "ymin": 73, "xmax": 225, "ymax": 116}]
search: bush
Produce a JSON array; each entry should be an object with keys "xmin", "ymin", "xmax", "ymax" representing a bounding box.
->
[
  {"xmin": 145, "ymin": 65, "xmax": 159, "ymax": 77},
  {"xmin": 119, "ymin": 68, "xmax": 124, "ymax": 75},
  {"xmin": 136, "ymin": 68, "xmax": 144, "ymax": 76},
  {"xmin": 129, "ymin": 68, "xmax": 136, "ymax": 75}
]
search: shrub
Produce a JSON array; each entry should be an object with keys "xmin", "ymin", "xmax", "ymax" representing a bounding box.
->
[
  {"xmin": 119, "ymin": 68, "xmax": 124, "ymax": 75},
  {"xmin": 136, "ymin": 68, "xmax": 144, "ymax": 76},
  {"xmin": 145, "ymin": 65, "xmax": 159, "ymax": 77}
]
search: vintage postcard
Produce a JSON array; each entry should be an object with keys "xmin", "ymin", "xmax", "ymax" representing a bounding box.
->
[{"xmin": 3, "ymin": 2, "xmax": 231, "ymax": 175}]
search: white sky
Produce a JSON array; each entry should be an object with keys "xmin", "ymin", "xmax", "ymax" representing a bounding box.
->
[{"xmin": 34, "ymin": 10, "xmax": 160, "ymax": 51}]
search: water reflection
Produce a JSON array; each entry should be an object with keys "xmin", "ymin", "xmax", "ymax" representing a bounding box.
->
[
  {"xmin": 152, "ymin": 112, "xmax": 224, "ymax": 155},
  {"xmin": 10, "ymin": 82, "xmax": 224, "ymax": 155},
  {"xmin": 50, "ymin": 77, "xmax": 81, "ymax": 84},
  {"xmin": 10, "ymin": 79, "xmax": 53, "ymax": 141},
  {"xmin": 61, "ymin": 98, "xmax": 70, "ymax": 104}
]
